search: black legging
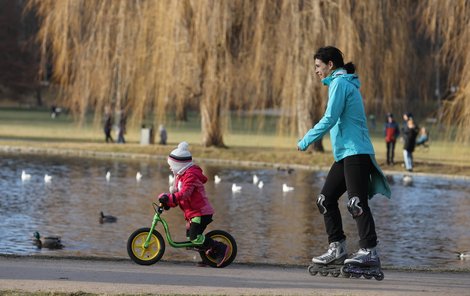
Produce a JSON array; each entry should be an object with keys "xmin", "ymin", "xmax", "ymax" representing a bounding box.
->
[
  {"xmin": 187, "ymin": 215, "xmax": 217, "ymax": 250},
  {"xmin": 187, "ymin": 215, "xmax": 213, "ymax": 241},
  {"xmin": 320, "ymin": 154, "xmax": 377, "ymax": 249}
]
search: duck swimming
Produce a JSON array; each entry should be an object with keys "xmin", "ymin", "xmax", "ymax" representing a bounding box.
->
[
  {"xmin": 99, "ymin": 211, "xmax": 117, "ymax": 224},
  {"xmin": 32, "ymin": 231, "xmax": 63, "ymax": 249}
]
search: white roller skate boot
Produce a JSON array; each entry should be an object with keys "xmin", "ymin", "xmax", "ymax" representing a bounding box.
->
[
  {"xmin": 344, "ymin": 247, "xmax": 380, "ymax": 266},
  {"xmin": 342, "ymin": 247, "xmax": 384, "ymax": 280},
  {"xmin": 308, "ymin": 240, "xmax": 347, "ymax": 277},
  {"xmin": 312, "ymin": 240, "xmax": 347, "ymax": 264}
]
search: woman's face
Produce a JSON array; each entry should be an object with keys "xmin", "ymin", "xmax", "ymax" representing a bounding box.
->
[{"xmin": 314, "ymin": 58, "xmax": 334, "ymax": 80}]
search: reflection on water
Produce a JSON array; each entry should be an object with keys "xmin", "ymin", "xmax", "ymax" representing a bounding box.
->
[{"xmin": 0, "ymin": 153, "xmax": 469, "ymax": 269}]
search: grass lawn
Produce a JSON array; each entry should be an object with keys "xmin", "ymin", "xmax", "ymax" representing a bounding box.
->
[{"xmin": 1, "ymin": 107, "xmax": 469, "ymax": 176}]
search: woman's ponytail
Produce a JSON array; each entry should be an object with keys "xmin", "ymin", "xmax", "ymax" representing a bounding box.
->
[{"xmin": 344, "ymin": 62, "xmax": 355, "ymax": 74}]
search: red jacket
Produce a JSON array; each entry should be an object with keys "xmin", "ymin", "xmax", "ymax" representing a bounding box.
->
[{"xmin": 172, "ymin": 165, "xmax": 214, "ymax": 220}]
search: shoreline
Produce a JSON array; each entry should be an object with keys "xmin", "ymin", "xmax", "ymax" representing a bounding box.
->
[
  {"xmin": 2, "ymin": 144, "xmax": 470, "ymax": 181},
  {"xmin": 1, "ymin": 253, "xmax": 469, "ymax": 273}
]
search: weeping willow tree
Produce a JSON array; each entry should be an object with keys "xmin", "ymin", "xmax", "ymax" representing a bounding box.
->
[
  {"xmin": 245, "ymin": 0, "xmax": 415, "ymax": 150},
  {"xmin": 28, "ymin": 0, "xmax": 246, "ymax": 147},
  {"xmin": 27, "ymin": 0, "xmax": 470, "ymax": 147},
  {"xmin": 417, "ymin": 0, "xmax": 470, "ymax": 143}
]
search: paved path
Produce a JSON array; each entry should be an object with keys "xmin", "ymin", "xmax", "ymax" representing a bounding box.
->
[{"xmin": 0, "ymin": 256, "xmax": 469, "ymax": 295}]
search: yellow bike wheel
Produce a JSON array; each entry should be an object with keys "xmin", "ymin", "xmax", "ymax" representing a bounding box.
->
[
  {"xmin": 127, "ymin": 227, "xmax": 165, "ymax": 265},
  {"xmin": 200, "ymin": 230, "xmax": 237, "ymax": 268}
]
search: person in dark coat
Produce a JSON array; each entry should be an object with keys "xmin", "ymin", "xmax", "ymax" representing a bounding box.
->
[
  {"xmin": 117, "ymin": 110, "xmax": 127, "ymax": 144},
  {"xmin": 104, "ymin": 109, "xmax": 114, "ymax": 143},
  {"xmin": 384, "ymin": 113, "xmax": 400, "ymax": 165},
  {"xmin": 402, "ymin": 117, "xmax": 419, "ymax": 172}
]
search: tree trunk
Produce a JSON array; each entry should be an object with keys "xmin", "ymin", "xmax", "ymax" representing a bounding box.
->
[
  {"xmin": 200, "ymin": 97, "xmax": 225, "ymax": 148},
  {"xmin": 35, "ymin": 87, "xmax": 43, "ymax": 106}
]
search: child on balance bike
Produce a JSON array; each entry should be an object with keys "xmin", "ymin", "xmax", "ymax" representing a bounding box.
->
[{"xmin": 158, "ymin": 141, "xmax": 230, "ymax": 267}]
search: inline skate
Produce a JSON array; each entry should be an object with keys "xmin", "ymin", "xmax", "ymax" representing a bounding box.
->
[
  {"xmin": 340, "ymin": 247, "xmax": 384, "ymax": 281},
  {"xmin": 308, "ymin": 240, "xmax": 348, "ymax": 277}
]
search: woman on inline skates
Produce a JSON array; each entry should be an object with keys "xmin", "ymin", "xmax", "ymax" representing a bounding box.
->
[{"xmin": 298, "ymin": 46, "xmax": 390, "ymax": 279}]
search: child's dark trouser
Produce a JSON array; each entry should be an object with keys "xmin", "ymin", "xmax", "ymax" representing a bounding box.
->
[
  {"xmin": 319, "ymin": 154, "xmax": 377, "ymax": 249},
  {"xmin": 187, "ymin": 215, "xmax": 215, "ymax": 249}
]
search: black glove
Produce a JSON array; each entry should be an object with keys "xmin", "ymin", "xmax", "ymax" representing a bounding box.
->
[
  {"xmin": 158, "ymin": 193, "xmax": 170, "ymax": 204},
  {"xmin": 158, "ymin": 193, "xmax": 173, "ymax": 210}
]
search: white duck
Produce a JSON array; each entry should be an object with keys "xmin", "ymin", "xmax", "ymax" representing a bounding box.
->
[
  {"xmin": 403, "ymin": 175, "xmax": 413, "ymax": 186},
  {"xmin": 214, "ymin": 175, "xmax": 221, "ymax": 184},
  {"xmin": 105, "ymin": 171, "xmax": 111, "ymax": 181},
  {"xmin": 136, "ymin": 171, "xmax": 143, "ymax": 181},
  {"xmin": 282, "ymin": 183, "xmax": 294, "ymax": 192},
  {"xmin": 232, "ymin": 183, "xmax": 242, "ymax": 193},
  {"xmin": 253, "ymin": 174, "xmax": 259, "ymax": 185},
  {"xmin": 21, "ymin": 170, "xmax": 31, "ymax": 181},
  {"xmin": 258, "ymin": 181, "xmax": 264, "ymax": 189},
  {"xmin": 456, "ymin": 251, "xmax": 470, "ymax": 260},
  {"xmin": 44, "ymin": 174, "xmax": 52, "ymax": 183}
]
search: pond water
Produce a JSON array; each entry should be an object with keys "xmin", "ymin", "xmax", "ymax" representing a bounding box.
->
[{"xmin": 1, "ymin": 153, "xmax": 469, "ymax": 270}]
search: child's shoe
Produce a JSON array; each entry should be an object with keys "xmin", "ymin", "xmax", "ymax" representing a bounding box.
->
[
  {"xmin": 206, "ymin": 242, "xmax": 230, "ymax": 267},
  {"xmin": 215, "ymin": 242, "xmax": 230, "ymax": 267}
]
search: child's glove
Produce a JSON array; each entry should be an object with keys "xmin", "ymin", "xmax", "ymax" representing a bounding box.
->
[{"xmin": 158, "ymin": 193, "xmax": 178, "ymax": 208}]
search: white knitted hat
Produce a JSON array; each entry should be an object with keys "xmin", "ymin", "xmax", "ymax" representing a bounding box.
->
[{"xmin": 168, "ymin": 141, "xmax": 193, "ymax": 174}]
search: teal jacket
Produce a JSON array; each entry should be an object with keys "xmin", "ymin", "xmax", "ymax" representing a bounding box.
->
[{"xmin": 298, "ymin": 68, "xmax": 391, "ymax": 199}]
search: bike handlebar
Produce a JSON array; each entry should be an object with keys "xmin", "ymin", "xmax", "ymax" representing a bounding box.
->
[{"xmin": 152, "ymin": 202, "xmax": 164, "ymax": 214}]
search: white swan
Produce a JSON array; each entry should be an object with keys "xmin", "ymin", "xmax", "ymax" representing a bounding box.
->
[
  {"xmin": 214, "ymin": 175, "xmax": 221, "ymax": 184},
  {"xmin": 136, "ymin": 171, "xmax": 143, "ymax": 181},
  {"xmin": 253, "ymin": 174, "xmax": 259, "ymax": 184},
  {"xmin": 258, "ymin": 181, "xmax": 264, "ymax": 189},
  {"xmin": 105, "ymin": 171, "xmax": 111, "ymax": 181}
]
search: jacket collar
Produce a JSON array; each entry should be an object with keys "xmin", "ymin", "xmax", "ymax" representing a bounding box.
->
[{"xmin": 321, "ymin": 68, "xmax": 347, "ymax": 86}]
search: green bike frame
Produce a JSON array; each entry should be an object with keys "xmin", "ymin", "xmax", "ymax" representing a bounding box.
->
[{"xmin": 144, "ymin": 205, "xmax": 200, "ymax": 249}]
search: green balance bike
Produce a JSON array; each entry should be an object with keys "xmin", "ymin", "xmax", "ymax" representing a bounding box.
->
[{"xmin": 127, "ymin": 203, "xmax": 237, "ymax": 268}]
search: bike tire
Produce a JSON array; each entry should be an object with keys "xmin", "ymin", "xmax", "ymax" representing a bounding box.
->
[
  {"xmin": 199, "ymin": 229, "xmax": 237, "ymax": 268},
  {"xmin": 127, "ymin": 227, "xmax": 165, "ymax": 265}
]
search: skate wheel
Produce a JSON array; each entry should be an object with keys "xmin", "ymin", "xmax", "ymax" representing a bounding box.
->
[
  {"xmin": 320, "ymin": 270, "xmax": 329, "ymax": 276},
  {"xmin": 331, "ymin": 271, "xmax": 340, "ymax": 277},
  {"xmin": 351, "ymin": 273, "xmax": 361, "ymax": 278},
  {"xmin": 363, "ymin": 274, "xmax": 373, "ymax": 279},
  {"xmin": 374, "ymin": 271, "xmax": 384, "ymax": 281},
  {"xmin": 307, "ymin": 265, "xmax": 318, "ymax": 276},
  {"xmin": 340, "ymin": 266, "xmax": 350, "ymax": 278}
]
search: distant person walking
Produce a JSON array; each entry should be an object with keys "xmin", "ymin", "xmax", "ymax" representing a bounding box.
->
[
  {"xmin": 117, "ymin": 110, "xmax": 127, "ymax": 144},
  {"xmin": 384, "ymin": 113, "xmax": 400, "ymax": 165},
  {"xmin": 402, "ymin": 117, "xmax": 419, "ymax": 172},
  {"xmin": 159, "ymin": 124, "xmax": 167, "ymax": 145},
  {"xmin": 104, "ymin": 108, "xmax": 114, "ymax": 143},
  {"xmin": 401, "ymin": 112, "xmax": 411, "ymax": 138}
]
